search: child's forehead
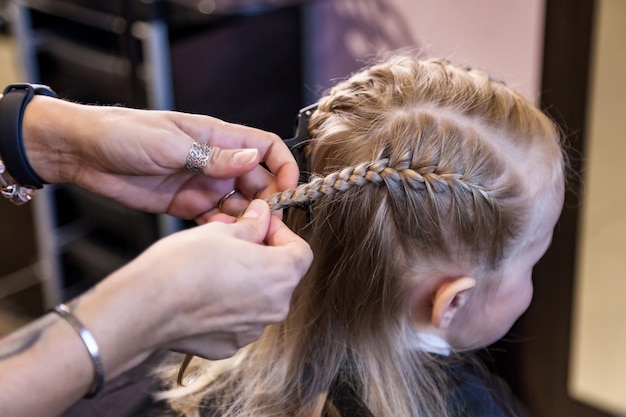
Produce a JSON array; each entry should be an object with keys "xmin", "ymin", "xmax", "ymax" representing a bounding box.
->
[
  {"xmin": 481, "ymin": 124, "xmax": 563, "ymax": 197},
  {"xmin": 481, "ymin": 124, "xmax": 565, "ymax": 249},
  {"xmin": 518, "ymin": 174, "xmax": 565, "ymax": 248}
]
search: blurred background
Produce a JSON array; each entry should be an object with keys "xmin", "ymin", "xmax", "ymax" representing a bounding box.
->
[{"xmin": 0, "ymin": 1, "xmax": 623, "ymax": 416}]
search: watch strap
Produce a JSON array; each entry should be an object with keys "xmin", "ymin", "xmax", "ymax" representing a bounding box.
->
[{"xmin": 0, "ymin": 83, "xmax": 57, "ymax": 188}]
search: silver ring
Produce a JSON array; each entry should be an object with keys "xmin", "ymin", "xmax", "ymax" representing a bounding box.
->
[
  {"xmin": 218, "ymin": 189, "xmax": 237, "ymax": 210},
  {"xmin": 185, "ymin": 141, "xmax": 213, "ymax": 175}
]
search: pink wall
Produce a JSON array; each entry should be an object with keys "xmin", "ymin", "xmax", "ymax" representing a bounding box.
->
[{"xmin": 304, "ymin": 0, "xmax": 546, "ymax": 103}]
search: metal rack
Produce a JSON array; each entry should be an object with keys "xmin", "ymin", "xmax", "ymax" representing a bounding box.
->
[{"xmin": 9, "ymin": 0, "xmax": 304, "ymax": 308}]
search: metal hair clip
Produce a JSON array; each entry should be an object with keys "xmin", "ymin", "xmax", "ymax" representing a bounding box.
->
[{"xmin": 283, "ymin": 102, "xmax": 318, "ymax": 184}]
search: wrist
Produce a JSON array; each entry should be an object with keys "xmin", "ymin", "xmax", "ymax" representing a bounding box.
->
[
  {"xmin": 0, "ymin": 84, "xmax": 58, "ymax": 204},
  {"xmin": 21, "ymin": 95, "xmax": 83, "ymax": 184},
  {"xmin": 37, "ymin": 312, "xmax": 97, "ymax": 405},
  {"xmin": 0, "ymin": 84, "xmax": 56, "ymax": 186},
  {"xmin": 51, "ymin": 304, "xmax": 104, "ymax": 397},
  {"xmin": 73, "ymin": 267, "xmax": 165, "ymax": 379}
]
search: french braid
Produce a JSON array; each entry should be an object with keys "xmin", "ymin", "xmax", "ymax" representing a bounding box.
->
[
  {"xmin": 266, "ymin": 56, "xmax": 561, "ymax": 267},
  {"xmin": 160, "ymin": 55, "xmax": 564, "ymax": 417},
  {"xmin": 266, "ymin": 156, "xmax": 496, "ymax": 212}
]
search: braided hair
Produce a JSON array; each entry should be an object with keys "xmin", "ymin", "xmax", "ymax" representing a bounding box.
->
[
  {"xmin": 267, "ymin": 56, "xmax": 561, "ymax": 269},
  {"xmin": 161, "ymin": 55, "xmax": 564, "ymax": 417}
]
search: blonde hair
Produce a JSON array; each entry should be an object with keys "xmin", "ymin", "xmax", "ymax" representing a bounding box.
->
[{"xmin": 158, "ymin": 56, "xmax": 564, "ymax": 417}]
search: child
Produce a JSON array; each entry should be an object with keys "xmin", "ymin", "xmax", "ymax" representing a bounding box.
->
[{"xmin": 158, "ymin": 55, "xmax": 565, "ymax": 417}]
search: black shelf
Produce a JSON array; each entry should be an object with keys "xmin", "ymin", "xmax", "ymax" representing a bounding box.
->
[{"xmin": 16, "ymin": 0, "xmax": 305, "ymax": 304}]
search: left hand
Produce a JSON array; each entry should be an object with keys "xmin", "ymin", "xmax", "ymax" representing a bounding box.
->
[
  {"xmin": 22, "ymin": 96, "xmax": 299, "ymax": 221},
  {"xmin": 87, "ymin": 200, "xmax": 313, "ymax": 371}
]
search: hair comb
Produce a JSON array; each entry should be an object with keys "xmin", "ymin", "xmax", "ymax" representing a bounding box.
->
[{"xmin": 283, "ymin": 102, "xmax": 317, "ymax": 185}]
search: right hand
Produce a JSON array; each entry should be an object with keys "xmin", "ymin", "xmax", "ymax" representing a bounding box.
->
[
  {"xmin": 22, "ymin": 96, "xmax": 300, "ymax": 220},
  {"xmin": 77, "ymin": 200, "xmax": 313, "ymax": 379}
]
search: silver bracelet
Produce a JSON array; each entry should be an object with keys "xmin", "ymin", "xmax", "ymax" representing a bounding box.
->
[
  {"xmin": 0, "ymin": 157, "xmax": 36, "ymax": 205},
  {"xmin": 52, "ymin": 303, "xmax": 105, "ymax": 398}
]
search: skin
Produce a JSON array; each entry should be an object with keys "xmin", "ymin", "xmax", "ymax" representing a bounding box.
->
[
  {"xmin": 22, "ymin": 95, "xmax": 300, "ymax": 221},
  {"xmin": 0, "ymin": 95, "xmax": 313, "ymax": 417},
  {"xmin": 422, "ymin": 176, "xmax": 565, "ymax": 351},
  {"xmin": 451, "ymin": 178, "xmax": 565, "ymax": 350}
]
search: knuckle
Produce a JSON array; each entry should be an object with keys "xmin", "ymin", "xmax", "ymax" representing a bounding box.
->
[
  {"xmin": 264, "ymin": 131, "xmax": 281, "ymax": 143},
  {"xmin": 209, "ymin": 146, "xmax": 223, "ymax": 165}
]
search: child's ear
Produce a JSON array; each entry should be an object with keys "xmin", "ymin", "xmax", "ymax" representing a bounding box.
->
[{"xmin": 431, "ymin": 277, "xmax": 477, "ymax": 329}]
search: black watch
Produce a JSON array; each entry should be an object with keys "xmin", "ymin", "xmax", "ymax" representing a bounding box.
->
[{"xmin": 0, "ymin": 83, "xmax": 57, "ymax": 189}]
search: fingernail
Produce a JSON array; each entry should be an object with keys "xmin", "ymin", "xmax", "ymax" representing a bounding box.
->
[
  {"xmin": 241, "ymin": 200, "xmax": 265, "ymax": 219},
  {"xmin": 232, "ymin": 149, "xmax": 258, "ymax": 167}
]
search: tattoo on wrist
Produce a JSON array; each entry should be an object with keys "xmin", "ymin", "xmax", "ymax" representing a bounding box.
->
[{"xmin": 0, "ymin": 313, "xmax": 57, "ymax": 361}]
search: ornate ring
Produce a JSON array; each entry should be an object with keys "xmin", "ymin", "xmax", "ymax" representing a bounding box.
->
[
  {"xmin": 185, "ymin": 141, "xmax": 213, "ymax": 174},
  {"xmin": 217, "ymin": 189, "xmax": 237, "ymax": 210}
]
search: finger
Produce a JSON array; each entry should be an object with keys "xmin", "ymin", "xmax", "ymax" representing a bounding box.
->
[
  {"xmin": 235, "ymin": 165, "xmax": 279, "ymax": 201},
  {"xmin": 187, "ymin": 144, "xmax": 285, "ymax": 215},
  {"xmin": 201, "ymin": 121, "xmax": 298, "ymax": 191},
  {"xmin": 227, "ymin": 199, "xmax": 272, "ymax": 244},
  {"xmin": 262, "ymin": 142, "xmax": 300, "ymax": 192},
  {"xmin": 173, "ymin": 113, "xmax": 299, "ymax": 190},
  {"xmin": 206, "ymin": 142, "xmax": 297, "ymax": 195},
  {"xmin": 195, "ymin": 212, "xmax": 237, "ymax": 225},
  {"xmin": 266, "ymin": 216, "xmax": 313, "ymax": 270},
  {"xmin": 216, "ymin": 190, "xmax": 250, "ymax": 217},
  {"xmin": 167, "ymin": 327, "xmax": 265, "ymax": 361},
  {"xmin": 187, "ymin": 185, "xmax": 251, "ymax": 221},
  {"xmin": 202, "ymin": 192, "xmax": 283, "ymax": 223},
  {"xmin": 197, "ymin": 146, "xmax": 261, "ymax": 178}
]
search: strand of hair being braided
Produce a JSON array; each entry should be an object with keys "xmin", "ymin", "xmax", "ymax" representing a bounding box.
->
[
  {"xmin": 265, "ymin": 154, "xmax": 494, "ymax": 213},
  {"xmin": 266, "ymin": 158, "xmax": 386, "ymax": 211}
]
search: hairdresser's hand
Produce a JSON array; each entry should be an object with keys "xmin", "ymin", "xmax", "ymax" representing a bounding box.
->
[
  {"xmin": 22, "ymin": 96, "xmax": 299, "ymax": 220},
  {"xmin": 0, "ymin": 200, "xmax": 311, "ymax": 417},
  {"xmin": 78, "ymin": 200, "xmax": 312, "ymax": 378}
]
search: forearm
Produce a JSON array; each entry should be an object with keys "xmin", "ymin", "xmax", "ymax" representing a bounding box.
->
[
  {"xmin": 0, "ymin": 201, "xmax": 312, "ymax": 416},
  {"xmin": 0, "ymin": 276, "xmax": 163, "ymax": 417},
  {"xmin": 0, "ymin": 312, "xmax": 96, "ymax": 417}
]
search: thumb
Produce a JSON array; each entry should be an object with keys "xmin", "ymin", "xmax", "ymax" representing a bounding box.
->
[
  {"xmin": 202, "ymin": 146, "xmax": 260, "ymax": 178},
  {"xmin": 229, "ymin": 199, "xmax": 272, "ymax": 243}
]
